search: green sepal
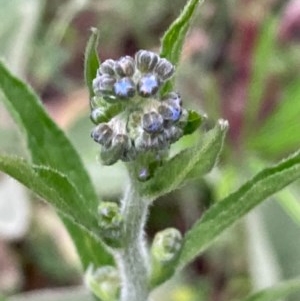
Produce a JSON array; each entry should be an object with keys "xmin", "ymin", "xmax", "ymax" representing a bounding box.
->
[
  {"xmin": 91, "ymin": 96, "xmax": 126, "ymax": 124},
  {"xmin": 100, "ymin": 144, "xmax": 124, "ymax": 166},
  {"xmin": 104, "ymin": 103, "xmax": 126, "ymax": 120},
  {"xmin": 183, "ymin": 110, "xmax": 204, "ymax": 135},
  {"xmin": 84, "ymin": 27, "xmax": 100, "ymax": 99}
]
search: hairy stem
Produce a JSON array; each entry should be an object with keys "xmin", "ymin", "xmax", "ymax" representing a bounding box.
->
[{"xmin": 115, "ymin": 182, "xmax": 150, "ymax": 301}]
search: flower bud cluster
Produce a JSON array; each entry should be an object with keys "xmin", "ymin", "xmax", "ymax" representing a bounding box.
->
[{"xmin": 90, "ymin": 50, "xmax": 188, "ymax": 165}]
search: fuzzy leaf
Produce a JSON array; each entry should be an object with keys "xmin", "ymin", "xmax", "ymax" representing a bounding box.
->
[
  {"xmin": 0, "ymin": 154, "xmax": 113, "ymax": 267},
  {"xmin": 178, "ymin": 149, "xmax": 300, "ymax": 270},
  {"xmin": 0, "ymin": 61, "xmax": 97, "ymax": 207},
  {"xmin": 0, "ymin": 61, "xmax": 112, "ymax": 268},
  {"xmin": 240, "ymin": 278, "xmax": 300, "ymax": 301},
  {"xmin": 160, "ymin": 0, "xmax": 203, "ymax": 94},
  {"xmin": 138, "ymin": 119, "xmax": 228, "ymax": 200},
  {"xmin": 61, "ymin": 219, "xmax": 113, "ymax": 268},
  {"xmin": 84, "ymin": 27, "xmax": 100, "ymax": 98}
]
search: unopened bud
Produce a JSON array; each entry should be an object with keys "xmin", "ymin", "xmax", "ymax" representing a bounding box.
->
[
  {"xmin": 155, "ymin": 58, "xmax": 175, "ymax": 81},
  {"xmin": 158, "ymin": 103, "xmax": 182, "ymax": 122},
  {"xmin": 142, "ymin": 111, "xmax": 164, "ymax": 133},
  {"xmin": 163, "ymin": 126, "xmax": 183, "ymax": 143},
  {"xmin": 114, "ymin": 56, "xmax": 135, "ymax": 77},
  {"xmin": 98, "ymin": 202, "xmax": 124, "ymax": 248},
  {"xmin": 152, "ymin": 228, "xmax": 182, "ymax": 262},
  {"xmin": 135, "ymin": 50, "xmax": 159, "ymax": 73},
  {"xmin": 99, "ymin": 59, "xmax": 115, "ymax": 76},
  {"xmin": 150, "ymin": 228, "xmax": 183, "ymax": 287},
  {"xmin": 90, "ymin": 107, "xmax": 106, "ymax": 124},
  {"xmin": 91, "ymin": 123, "xmax": 113, "ymax": 147},
  {"xmin": 85, "ymin": 265, "xmax": 120, "ymax": 301},
  {"xmin": 93, "ymin": 74, "xmax": 116, "ymax": 96}
]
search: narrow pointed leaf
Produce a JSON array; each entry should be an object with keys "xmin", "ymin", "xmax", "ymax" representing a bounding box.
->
[
  {"xmin": 160, "ymin": 0, "xmax": 204, "ymax": 94},
  {"xmin": 62, "ymin": 219, "xmax": 113, "ymax": 268},
  {"xmin": 0, "ymin": 154, "xmax": 113, "ymax": 267},
  {"xmin": 138, "ymin": 119, "xmax": 228, "ymax": 200},
  {"xmin": 0, "ymin": 61, "xmax": 97, "ymax": 207},
  {"xmin": 0, "ymin": 154, "xmax": 97, "ymax": 233},
  {"xmin": 0, "ymin": 62, "xmax": 112, "ymax": 267},
  {"xmin": 240, "ymin": 278, "xmax": 300, "ymax": 301},
  {"xmin": 84, "ymin": 27, "xmax": 100, "ymax": 98},
  {"xmin": 178, "ymin": 149, "xmax": 300, "ymax": 269}
]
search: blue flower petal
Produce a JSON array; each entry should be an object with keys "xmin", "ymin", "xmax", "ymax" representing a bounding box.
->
[
  {"xmin": 113, "ymin": 78, "xmax": 135, "ymax": 99},
  {"xmin": 138, "ymin": 74, "xmax": 160, "ymax": 97}
]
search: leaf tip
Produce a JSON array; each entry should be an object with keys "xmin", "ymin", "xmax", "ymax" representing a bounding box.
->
[
  {"xmin": 218, "ymin": 119, "xmax": 229, "ymax": 131},
  {"xmin": 90, "ymin": 27, "xmax": 99, "ymax": 35}
]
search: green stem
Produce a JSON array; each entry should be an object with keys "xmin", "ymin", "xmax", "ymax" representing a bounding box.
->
[{"xmin": 115, "ymin": 182, "xmax": 150, "ymax": 301}]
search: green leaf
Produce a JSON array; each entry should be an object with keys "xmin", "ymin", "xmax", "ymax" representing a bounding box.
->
[
  {"xmin": 138, "ymin": 119, "xmax": 228, "ymax": 200},
  {"xmin": 245, "ymin": 18, "xmax": 277, "ymax": 132},
  {"xmin": 240, "ymin": 278, "xmax": 300, "ymax": 301},
  {"xmin": 0, "ymin": 154, "xmax": 113, "ymax": 267},
  {"xmin": 178, "ymin": 149, "xmax": 300, "ymax": 269},
  {"xmin": 84, "ymin": 27, "xmax": 100, "ymax": 98},
  {"xmin": 0, "ymin": 61, "xmax": 112, "ymax": 268},
  {"xmin": 159, "ymin": 0, "xmax": 204, "ymax": 94},
  {"xmin": 60, "ymin": 218, "xmax": 113, "ymax": 268},
  {"xmin": 248, "ymin": 78, "xmax": 300, "ymax": 157},
  {"xmin": 183, "ymin": 110, "xmax": 203, "ymax": 135},
  {"xmin": 7, "ymin": 286, "xmax": 93, "ymax": 301},
  {"xmin": 0, "ymin": 61, "xmax": 97, "ymax": 207},
  {"xmin": 0, "ymin": 155, "xmax": 96, "ymax": 234}
]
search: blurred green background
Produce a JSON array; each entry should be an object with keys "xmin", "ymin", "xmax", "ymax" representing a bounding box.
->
[{"xmin": 0, "ymin": 0, "xmax": 300, "ymax": 300}]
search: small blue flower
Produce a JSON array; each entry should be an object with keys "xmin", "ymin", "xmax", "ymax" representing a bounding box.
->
[
  {"xmin": 113, "ymin": 77, "xmax": 135, "ymax": 99},
  {"xmin": 135, "ymin": 50, "xmax": 159, "ymax": 73},
  {"xmin": 138, "ymin": 74, "xmax": 160, "ymax": 97}
]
